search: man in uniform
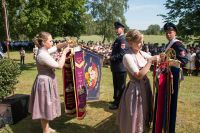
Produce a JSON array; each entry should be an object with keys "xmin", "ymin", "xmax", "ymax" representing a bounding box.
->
[
  {"xmin": 163, "ymin": 22, "xmax": 188, "ymax": 132},
  {"xmin": 109, "ymin": 21, "xmax": 129, "ymax": 110}
]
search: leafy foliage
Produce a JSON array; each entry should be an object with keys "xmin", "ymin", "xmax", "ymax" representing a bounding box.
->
[
  {"xmin": 0, "ymin": 59, "xmax": 21, "ymax": 99},
  {"xmin": 1, "ymin": 0, "xmax": 129, "ymax": 42},
  {"xmin": 0, "ymin": 0, "xmax": 87, "ymax": 40},
  {"xmin": 145, "ymin": 24, "xmax": 161, "ymax": 35},
  {"xmin": 160, "ymin": 0, "xmax": 200, "ymax": 43},
  {"xmin": 87, "ymin": 0, "xmax": 129, "ymax": 43}
]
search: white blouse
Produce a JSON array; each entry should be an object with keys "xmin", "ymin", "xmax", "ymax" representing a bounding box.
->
[
  {"xmin": 123, "ymin": 50, "xmax": 151, "ymax": 74},
  {"xmin": 37, "ymin": 46, "xmax": 60, "ymax": 68}
]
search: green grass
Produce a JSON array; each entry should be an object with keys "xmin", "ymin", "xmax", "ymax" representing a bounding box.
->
[
  {"xmin": 144, "ymin": 35, "xmax": 167, "ymax": 44},
  {"xmin": 55, "ymin": 34, "xmax": 168, "ymax": 44},
  {"xmin": 79, "ymin": 35, "xmax": 168, "ymax": 44},
  {"xmin": 0, "ymin": 51, "xmax": 200, "ymax": 133}
]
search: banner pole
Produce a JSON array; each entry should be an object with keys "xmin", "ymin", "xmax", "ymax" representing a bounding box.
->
[{"xmin": 2, "ymin": 0, "xmax": 10, "ymax": 58}]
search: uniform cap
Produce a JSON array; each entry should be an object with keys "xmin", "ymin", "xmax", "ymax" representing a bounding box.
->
[
  {"xmin": 114, "ymin": 21, "xmax": 125, "ymax": 29},
  {"xmin": 163, "ymin": 22, "xmax": 177, "ymax": 32}
]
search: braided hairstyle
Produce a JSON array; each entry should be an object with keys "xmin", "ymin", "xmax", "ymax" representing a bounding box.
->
[{"xmin": 32, "ymin": 32, "xmax": 51, "ymax": 48}]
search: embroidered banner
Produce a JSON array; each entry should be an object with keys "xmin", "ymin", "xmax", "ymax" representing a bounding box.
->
[
  {"xmin": 63, "ymin": 53, "xmax": 76, "ymax": 115},
  {"xmin": 74, "ymin": 51, "xmax": 87, "ymax": 119},
  {"xmin": 83, "ymin": 48, "xmax": 103, "ymax": 101},
  {"xmin": 63, "ymin": 47, "xmax": 103, "ymax": 119}
]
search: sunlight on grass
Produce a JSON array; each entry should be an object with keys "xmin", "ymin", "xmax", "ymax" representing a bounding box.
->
[{"xmin": 56, "ymin": 35, "xmax": 168, "ymax": 44}]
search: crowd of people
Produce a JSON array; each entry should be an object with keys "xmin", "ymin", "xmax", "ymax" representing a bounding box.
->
[{"xmin": 32, "ymin": 39, "xmax": 200, "ymax": 77}]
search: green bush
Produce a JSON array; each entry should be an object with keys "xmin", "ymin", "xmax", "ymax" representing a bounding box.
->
[{"xmin": 0, "ymin": 58, "xmax": 21, "ymax": 99}]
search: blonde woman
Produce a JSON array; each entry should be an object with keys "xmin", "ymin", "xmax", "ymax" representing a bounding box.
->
[
  {"xmin": 29, "ymin": 32, "xmax": 70, "ymax": 133},
  {"xmin": 117, "ymin": 29, "xmax": 160, "ymax": 133}
]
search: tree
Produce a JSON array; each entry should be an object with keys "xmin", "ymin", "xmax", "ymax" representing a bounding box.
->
[
  {"xmin": 160, "ymin": 0, "xmax": 200, "ymax": 42},
  {"xmin": 146, "ymin": 24, "xmax": 161, "ymax": 35},
  {"xmin": 88, "ymin": 0, "xmax": 129, "ymax": 43},
  {"xmin": 82, "ymin": 14, "xmax": 98, "ymax": 35},
  {"xmin": 0, "ymin": 0, "xmax": 87, "ymax": 40}
]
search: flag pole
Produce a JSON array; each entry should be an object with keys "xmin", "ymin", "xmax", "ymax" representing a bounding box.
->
[{"xmin": 2, "ymin": 0, "xmax": 10, "ymax": 58}]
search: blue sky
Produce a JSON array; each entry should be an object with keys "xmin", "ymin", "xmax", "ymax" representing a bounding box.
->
[{"xmin": 125, "ymin": 0, "xmax": 167, "ymax": 30}]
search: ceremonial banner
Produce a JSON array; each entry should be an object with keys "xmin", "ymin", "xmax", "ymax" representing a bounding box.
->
[
  {"xmin": 73, "ymin": 51, "xmax": 87, "ymax": 119},
  {"xmin": 63, "ymin": 52, "xmax": 76, "ymax": 115},
  {"xmin": 83, "ymin": 48, "xmax": 103, "ymax": 101},
  {"xmin": 63, "ymin": 47, "xmax": 103, "ymax": 119}
]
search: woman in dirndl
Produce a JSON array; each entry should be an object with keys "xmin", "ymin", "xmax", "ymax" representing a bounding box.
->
[
  {"xmin": 117, "ymin": 29, "xmax": 160, "ymax": 133},
  {"xmin": 29, "ymin": 32, "xmax": 70, "ymax": 133}
]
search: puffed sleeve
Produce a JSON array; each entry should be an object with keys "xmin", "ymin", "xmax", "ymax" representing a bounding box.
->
[
  {"xmin": 172, "ymin": 41, "xmax": 189, "ymax": 66},
  {"xmin": 140, "ymin": 51, "xmax": 152, "ymax": 59},
  {"xmin": 37, "ymin": 52, "xmax": 60, "ymax": 68},
  {"xmin": 123, "ymin": 54, "xmax": 139, "ymax": 74},
  {"xmin": 48, "ymin": 46, "xmax": 57, "ymax": 54}
]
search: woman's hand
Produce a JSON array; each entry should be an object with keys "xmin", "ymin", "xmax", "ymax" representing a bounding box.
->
[
  {"xmin": 56, "ymin": 42, "xmax": 68, "ymax": 49},
  {"xmin": 148, "ymin": 55, "xmax": 160, "ymax": 63},
  {"xmin": 159, "ymin": 53, "xmax": 166, "ymax": 62},
  {"xmin": 62, "ymin": 44, "xmax": 70, "ymax": 55}
]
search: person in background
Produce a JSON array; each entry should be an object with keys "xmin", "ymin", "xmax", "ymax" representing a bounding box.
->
[
  {"xmin": 29, "ymin": 32, "xmax": 70, "ymax": 133},
  {"xmin": 117, "ymin": 29, "xmax": 160, "ymax": 133},
  {"xmin": 163, "ymin": 22, "xmax": 188, "ymax": 133},
  {"xmin": 185, "ymin": 49, "xmax": 192, "ymax": 75},
  {"xmin": 19, "ymin": 47, "xmax": 25, "ymax": 65},
  {"xmin": 109, "ymin": 21, "xmax": 129, "ymax": 110},
  {"xmin": 190, "ymin": 49, "xmax": 196, "ymax": 75},
  {"xmin": 33, "ymin": 45, "xmax": 38, "ymax": 60}
]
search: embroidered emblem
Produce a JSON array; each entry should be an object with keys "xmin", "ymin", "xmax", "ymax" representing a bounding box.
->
[
  {"xmin": 121, "ymin": 43, "xmax": 126, "ymax": 49},
  {"xmin": 180, "ymin": 51, "xmax": 186, "ymax": 56}
]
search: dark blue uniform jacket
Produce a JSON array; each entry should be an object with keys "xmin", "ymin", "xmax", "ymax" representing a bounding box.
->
[
  {"xmin": 110, "ymin": 35, "xmax": 129, "ymax": 72},
  {"xmin": 171, "ymin": 41, "xmax": 188, "ymax": 67}
]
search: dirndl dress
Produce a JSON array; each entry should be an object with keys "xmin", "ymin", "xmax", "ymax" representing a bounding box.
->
[
  {"xmin": 117, "ymin": 75, "xmax": 152, "ymax": 133},
  {"xmin": 29, "ymin": 59, "xmax": 61, "ymax": 120}
]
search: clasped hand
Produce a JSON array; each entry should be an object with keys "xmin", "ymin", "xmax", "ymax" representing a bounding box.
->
[
  {"xmin": 147, "ymin": 52, "xmax": 169, "ymax": 63},
  {"xmin": 56, "ymin": 42, "xmax": 69, "ymax": 49},
  {"xmin": 62, "ymin": 44, "xmax": 70, "ymax": 55}
]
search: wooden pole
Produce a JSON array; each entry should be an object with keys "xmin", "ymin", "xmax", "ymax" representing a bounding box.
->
[{"xmin": 2, "ymin": 0, "xmax": 10, "ymax": 58}]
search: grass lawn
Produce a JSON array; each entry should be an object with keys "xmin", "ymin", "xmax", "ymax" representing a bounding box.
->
[
  {"xmin": 55, "ymin": 35, "xmax": 168, "ymax": 45},
  {"xmin": 0, "ymin": 51, "xmax": 200, "ymax": 133}
]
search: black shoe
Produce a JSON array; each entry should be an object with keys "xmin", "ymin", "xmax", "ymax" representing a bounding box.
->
[{"xmin": 109, "ymin": 104, "xmax": 118, "ymax": 110}]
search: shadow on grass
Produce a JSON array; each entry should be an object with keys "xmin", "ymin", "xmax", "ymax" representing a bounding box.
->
[
  {"xmin": 7, "ymin": 101, "xmax": 120, "ymax": 133},
  {"xmin": 54, "ymin": 114, "xmax": 119, "ymax": 133},
  {"xmin": 13, "ymin": 59, "xmax": 20, "ymax": 61},
  {"xmin": 87, "ymin": 100, "xmax": 117, "ymax": 113},
  {"xmin": 19, "ymin": 62, "xmax": 36, "ymax": 71},
  {"xmin": 8, "ymin": 102, "xmax": 74, "ymax": 133}
]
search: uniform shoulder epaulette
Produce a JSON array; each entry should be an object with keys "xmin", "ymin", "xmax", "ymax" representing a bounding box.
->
[{"xmin": 173, "ymin": 40, "xmax": 183, "ymax": 46}]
